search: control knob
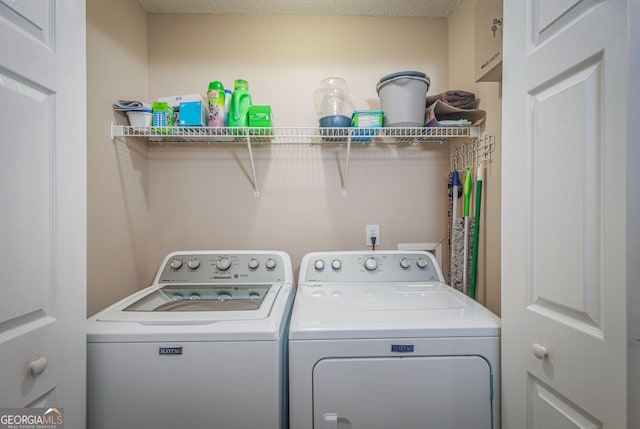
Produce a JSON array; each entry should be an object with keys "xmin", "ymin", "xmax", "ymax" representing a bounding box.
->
[
  {"xmin": 331, "ymin": 259, "xmax": 342, "ymax": 270},
  {"xmin": 218, "ymin": 292, "xmax": 232, "ymax": 301},
  {"xmin": 265, "ymin": 258, "xmax": 277, "ymax": 270},
  {"xmin": 314, "ymin": 259, "xmax": 325, "ymax": 271},
  {"xmin": 216, "ymin": 257, "xmax": 232, "ymax": 271},
  {"xmin": 248, "ymin": 258, "xmax": 259, "ymax": 270},
  {"xmin": 364, "ymin": 257, "xmax": 378, "ymax": 271},
  {"xmin": 188, "ymin": 258, "xmax": 200, "ymax": 269},
  {"xmin": 399, "ymin": 258, "xmax": 411, "ymax": 269},
  {"xmin": 417, "ymin": 258, "xmax": 429, "ymax": 269},
  {"xmin": 170, "ymin": 259, "xmax": 183, "ymax": 270}
]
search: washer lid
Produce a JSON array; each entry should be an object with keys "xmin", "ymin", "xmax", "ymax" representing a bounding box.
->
[
  {"xmin": 94, "ymin": 282, "xmax": 283, "ymax": 324},
  {"xmin": 122, "ymin": 284, "xmax": 271, "ymax": 312},
  {"xmin": 288, "ymin": 282, "xmax": 500, "ymax": 340},
  {"xmin": 87, "ymin": 282, "xmax": 294, "ymax": 342}
]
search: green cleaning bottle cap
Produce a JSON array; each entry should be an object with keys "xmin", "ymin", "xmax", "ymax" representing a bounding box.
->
[
  {"xmin": 208, "ymin": 81, "xmax": 224, "ymax": 91},
  {"xmin": 234, "ymin": 79, "xmax": 249, "ymax": 89}
]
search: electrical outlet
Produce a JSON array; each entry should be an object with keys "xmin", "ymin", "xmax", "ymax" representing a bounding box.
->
[{"xmin": 366, "ymin": 224, "xmax": 380, "ymax": 246}]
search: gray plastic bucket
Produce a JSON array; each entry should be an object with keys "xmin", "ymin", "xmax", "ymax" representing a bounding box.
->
[{"xmin": 376, "ymin": 72, "xmax": 430, "ymax": 127}]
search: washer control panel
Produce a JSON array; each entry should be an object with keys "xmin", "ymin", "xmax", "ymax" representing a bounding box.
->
[
  {"xmin": 157, "ymin": 251, "xmax": 289, "ymax": 284},
  {"xmin": 300, "ymin": 251, "xmax": 444, "ymax": 284}
]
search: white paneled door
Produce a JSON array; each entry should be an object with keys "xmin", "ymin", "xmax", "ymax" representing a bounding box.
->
[
  {"xmin": 502, "ymin": 0, "xmax": 628, "ymax": 427},
  {"xmin": 0, "ymin": 0, "xmax": 86, "ymax": 427}
]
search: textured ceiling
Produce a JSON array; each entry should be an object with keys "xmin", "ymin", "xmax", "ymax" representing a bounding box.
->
[{"xmin": 137, "ymin": 0, "xmax": 461, "ymax": 17}]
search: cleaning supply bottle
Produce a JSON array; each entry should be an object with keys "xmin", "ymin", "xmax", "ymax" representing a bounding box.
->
[
  {"xmin": 207, "ymin": 81, "xmax": 226, "ymax": 127},
  {"xmin": 228, "ymin": 79, "xmax": 252, "ymax": 129}
]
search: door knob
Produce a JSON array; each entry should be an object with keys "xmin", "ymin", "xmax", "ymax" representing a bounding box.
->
[
  {"xmin": 532, "ymin": 343, "xmax": 550, "ymax": 359},
  {"xmin": 322, "ymin": 413, "xmax": 338, "ymax": 429},
  {"xmin": 29, "ymin": 356, "xmax": 48, "ymax": 376}
]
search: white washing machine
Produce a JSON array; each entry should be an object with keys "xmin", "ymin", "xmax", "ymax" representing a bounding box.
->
[
  {"xmin": 289, "ymin": 250, "xmax": 501, "ymax": 429},
  {"xmin": 87, "ymin": 250, "xmax": 294, "ymax": 429}
]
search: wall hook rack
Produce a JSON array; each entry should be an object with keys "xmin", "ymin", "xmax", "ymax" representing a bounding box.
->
[{"xmin": 449, "ymin": 132, "xmax": 495, "ymax": 172}]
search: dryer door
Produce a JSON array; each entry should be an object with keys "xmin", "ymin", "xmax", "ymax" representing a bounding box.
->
[{"xmin": 313, "ymin": 356, "xmax": 493, "ymax": 429}]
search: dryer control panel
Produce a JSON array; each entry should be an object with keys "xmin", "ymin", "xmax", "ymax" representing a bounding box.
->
[
  {"xmin": 156, "ymin": 251, "xmax": 291, "ymax": 284},
  {"xmin": 300, "ymin": 251, "xmax": 444, "ymax": 284}
]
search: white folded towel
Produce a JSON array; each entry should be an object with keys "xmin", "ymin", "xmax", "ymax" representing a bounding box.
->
[{"xmin": 112, "ymin": 100, "xmax": 152, "ymax": 112}]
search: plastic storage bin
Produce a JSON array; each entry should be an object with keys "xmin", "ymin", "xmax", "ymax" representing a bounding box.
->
[
  {"xmin": 376, "ymin": 71, "xmax": 430, "ymax": 127},
  {"xmin": 126, "ymin": 110, "xmax": 152, "ymax": 127}
]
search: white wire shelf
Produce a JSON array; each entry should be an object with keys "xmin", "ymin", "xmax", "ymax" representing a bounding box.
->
[
  {"xmin": 111, "ymin": 124, "xmax": 480, "ymax": 144},
  {"xmin": 110, "ymin": 123, "xmax": 480, "ymax": 196}
]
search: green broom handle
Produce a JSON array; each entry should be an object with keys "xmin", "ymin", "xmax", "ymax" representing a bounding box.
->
[{"xmin": 470, "ymin": 164, "xmax": 484, "ymax": 300}]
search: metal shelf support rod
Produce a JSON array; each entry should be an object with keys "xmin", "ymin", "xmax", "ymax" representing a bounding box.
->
[
  {"xmin": 341, "ymin": 135, "xmax": 353, "ymax": 196},
  {"xmin": 245, "ymin": 133, "xmax": 260, "ymax": 197}
]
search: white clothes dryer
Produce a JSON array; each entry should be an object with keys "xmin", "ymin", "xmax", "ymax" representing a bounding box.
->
[
  {"xmin": 288, "ymin": 250, "xmax": 501, "ymax": 429},
  {"xmin": 87, "ymin": 250, "xmax": 294, "ymax": 429}
]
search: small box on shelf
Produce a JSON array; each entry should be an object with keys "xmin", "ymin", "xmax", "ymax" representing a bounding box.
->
[{"xmin": 351, "ymin": 110, "xmax": 383, "ymax": 141}]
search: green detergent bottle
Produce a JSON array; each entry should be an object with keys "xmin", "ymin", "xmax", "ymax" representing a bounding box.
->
[{"xmin": 228, "ymin": 79, "xmax": 252, "ymax": 130}]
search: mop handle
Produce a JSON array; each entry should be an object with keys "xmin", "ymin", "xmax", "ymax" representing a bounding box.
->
[
  {"xmin": 470, "ymin": 163, "xmax": 484, "ymax": 300},
  {"xmin": 462, "ymin": 166, "xmax": 472, "ymax": 294}
]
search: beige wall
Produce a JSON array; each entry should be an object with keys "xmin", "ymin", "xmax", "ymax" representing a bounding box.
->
[
  {"xmin": 86, "ymin": 6, "xmax": 502, "ymax": 316},
  {"xmin": 143, "ymin": 14, "xmax": 453, "ymax": 280},
  {"xmin": 146, "ymin": 14, "xmax": 449, "ymax": 125},
  {"xmin": 87, "ymin": 0, "xmax": 150, "ymax": 316},
  {"xmin": 448, "ymin": 1, "xmax": 502, "ymax": 315}
]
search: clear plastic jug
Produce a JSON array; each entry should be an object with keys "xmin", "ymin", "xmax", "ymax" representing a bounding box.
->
[{"xmin": 314, "ymin": 77, "xmax": 350, "ymax": 119}]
